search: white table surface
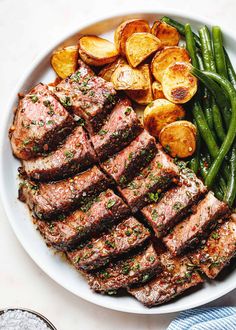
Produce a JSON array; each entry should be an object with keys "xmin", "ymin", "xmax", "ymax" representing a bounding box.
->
[{"xmin": 0, "ymin": 0, "xmax": 235, "ymax": 329}]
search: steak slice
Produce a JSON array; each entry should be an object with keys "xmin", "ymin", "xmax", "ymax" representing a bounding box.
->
[
  {"xmin": 86, "ymin": 244, "xmax": 161, "ymax": 294},
  {"xmin": 91, "ymin": 98, "xmax": 143, "ymax": 161},
  {"xmin": 101, "ymin": 130, "xmax": 157, "ymax": 187},
  {"xmin": 163, "ymin": 192, "xmax": 230, "ymax": 256},
  {"xmin": 53, "ymin": 60, "xmax": 116, "ymax": 133},
  {"xmin": 22, "ymin": 126, "xmax": 97, "ymax": 181},
  {"xmin": 128, "ymin": 252, "xmax": 203, "ymax": 307},
  {"xmin": 118, "ymin": 147, "xmax": 179, "ymax": 212},
  {"xmin": 142, "ymin": 168, "xmax": 207, "ymax": 238},
  {"xmin": 67, "ymin": 217, "xmax": 150, "ymax": 270},
  {"xmin": 10, "ymin": 83, "xmax": 75, "ymax": 160},
  {"xmin": 19, "ymin": 166, "xmax": 110, "ymax": 219},
  {"xmin": 189, "ymin": 214, "xmax": 236, "ymax": 279},
  {"xmin": 35, "ymin": 189, "xmax": 130, "ymax": 251}
]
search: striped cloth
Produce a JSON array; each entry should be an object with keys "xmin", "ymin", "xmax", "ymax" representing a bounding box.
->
[{"xmin": 167, "ymin": 307, "xmax": 236, "ymax": 330}]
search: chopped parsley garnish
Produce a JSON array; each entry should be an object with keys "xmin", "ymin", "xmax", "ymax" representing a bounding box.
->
[
  {"xmin": 148, "ymin": 192, "xmax": 159, "ymax": 203},
  {"xmin": 22, "ymin": 139, "xmax": 30, "ymax": 146},
  {"xmin": 60, "ymin": 96, "xmax": 72, "ymax": 107},
  {"xmin": 46, "ymin": 120, "xmax": 55, "ymax": 125},
  {"xmin": 64, "ymin": 150, "xmax": 74, "ymax": 160},
  {"xmin": 98, "ymin": 129, "xmax": 108, "ymax": 136},
  {"xmin": 173, "ymin": 202, "xmax": 183, "ymax": 211},
  {"xmin": 149, "ymin": 255, "xmax": 156, "ymax": 263},
  {"xmin": 125, "ymin": 229, "xmax": 132, "ymax": 236},
  {"xmin": 211, "ymin": 232, "xmax": 220, "ymax": 240},
  {"xmin": 165, "ymin": 144, "xmax": 171, "ymax": 153},
  {"xmin": 148, "ymin": 101, "xmax": 154, "ymax": 107},
  {"xmin": 106, "ymin": 199, "xmax": 116, "ymax": 209},
  {"xmin": 121, "ymin": 264, "xmax": 130, "ymax": 275},
  {"xmin": 105, "ymin": 240, "xmax": 116, "ymax": 249},
  {"xmin": 30, "ymin": 94, "xmax": 38, "ymax": 103},
  {"xmin": 43, "ymin": 100, "xmax": 51, "ymax": 107},
  {"xmin": 32, "ymin": 145, "xmax": 40, "ymax": 153},
  {"xmin": 124, "ymin": 107, "xmax": 132, "ymax": 115}
]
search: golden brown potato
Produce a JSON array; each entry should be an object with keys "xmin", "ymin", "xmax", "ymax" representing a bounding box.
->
[
  {"xmin": 114, "ymin": 19, "xmax": 150, "ymax": 56},
  {"xmin": 125, "ymin": 32, "xmax": 161, "ymax": 67},
  {"xmin": 162, "ymin": 62, "xmax": 198, "ymax": 104},
  {"xmin": 98, "ymin": 57, "xmax": 127, "ymax": 81},
  {"xmin": 159, "ymin": 120, "xmax": 197, "ymax": 158},
  {"xmin": 143, "ymin": 99, "xmax": 185, "ymax": 137},
  {"xmin": 152, "ymin": 81, "xmax": 165, "ymax": 99},
  {"xmin": 151, "ymin": 20, "xmax": 180, "ymax": 47},
  {"xmin": 111, "ymin": 63, "xmax": 149, "ymax": 90},
  {"xmin": 126, "ymin": 64, "xmax": 153, "ymax": 104},
  {"xmin": 151, "ymin": 46, "xmax": 190, "ymax": 82},
  {"xmin": 51, "ymin": 45, "xmax": 78, "ymax": 78},
  {"xmin": 79, "ymin": 36, "xmax": 119, "ymax": 66}
]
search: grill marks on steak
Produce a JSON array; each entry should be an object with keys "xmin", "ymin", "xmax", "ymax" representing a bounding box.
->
[
  {"xmin": 22, "ymin": 126, "xmax": 97, "ymax": 181},
  {"xmin": 91, "ymin": 98, "xmax": 143, "ymax": 160},
  {"xmin": 128, "ymin": 252, "xmax": 203, "ymax": 307},
  {"xmin": 101, "ymin": 130, "xmax": 157, "ymax": 187},
  {"xmin": 119, "ymin": 148, "xmax": 179, "ymax": 212},
  {"xmin": 10, "ymin": 83, "xmax": 75, "ymax": 160},
  {"xmin": 189, "ymin": 215, "xmax": 236, "ymax": 279},
  {"xmin": 35, "ymin": 189, "xmax": 130, "ymax": 251},
  {"xmin": 19, "ymin": 166, "xmax": 110, "ymax": 219},
  {"xmin": 87, "ymin": 244, "xmax": 161, "ymax": 293},
  {"xmin": 53, "ymin": 60, "xmax": 116, "ymax": 133},
  {"xmin": 163, "ymin": 192, "xmax": 230, "ymax": 256},
  {"xmin": 67, "ymin": 217, "xmax": 150, "ymax": 270},
  {"xmin": 142, "ymin": 168, "xmax": 207, "ymax": 238}
]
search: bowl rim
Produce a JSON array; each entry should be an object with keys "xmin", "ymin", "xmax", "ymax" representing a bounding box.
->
[{"xmin": 0, "ymin": 7, "xmax": 235, "ymax": 315}]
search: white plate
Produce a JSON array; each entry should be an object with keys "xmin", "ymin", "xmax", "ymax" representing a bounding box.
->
[{"xmin": 0, "ymin": 9, "xmax": 236, "ymax": 314}]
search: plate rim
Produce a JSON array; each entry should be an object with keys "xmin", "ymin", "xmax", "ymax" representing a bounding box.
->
[{"xmin": 0, "ymin": 7, "xmax": 236, "ymax": 314}]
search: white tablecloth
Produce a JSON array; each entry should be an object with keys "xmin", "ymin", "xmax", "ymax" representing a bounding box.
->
[{"xmin": 0, "ymin": 1, "xmax": 235, "ymax": 329}]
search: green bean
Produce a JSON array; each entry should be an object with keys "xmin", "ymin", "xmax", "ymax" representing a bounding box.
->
[
  {"xmin": 225, "ymin": 50, "xmax": 236, "ymax": 88},
  {"xmin": 224, "ymin": 141, "xmax": 236, "ymax": 206},
  {"xmin": 185, "ymin": 24, "xmax": 199, "ymax": 67},
  {"xmin": 199, "ymin": 26, "xmax": 216, "ymax": 72},
  {"xmin": 189, "ymin": 119, "xmax": 201, "ymax": 173},
  {"xmin": 212, "ymin": 100, "xmax": 226, "ymax": 142},
  {"xmin": 192, "ymin": 68, "xmax": 236, "ymax": 187},
  {"xmin": 161, "ymin": 16, "xmax": 201, "ymax": 47},
  {"xmin": 212, "ymin": 26, "xmax": 228, "ymax": 78}
]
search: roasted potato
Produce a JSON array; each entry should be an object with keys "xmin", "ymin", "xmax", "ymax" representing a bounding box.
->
[
  {"xmin": 111, "ymin": 63, "xmax": 149, "ymax": 90},
  {"xmin": 125, "ymin": 32, "xmax": 161, "ymax": 67},
  {"xmin": 151, "ymin": 20, "xmax": 180, "ymax": 47},
  {"xmin": 126, "ymin": 64, "xmax": 153, "ymax": 104},
  {"xmin": 114, "ymin": 19, "xmax": 150, "ymax": 56},
  {"xmin": 79, "ymin": 36, "xmax": 119, "ymax": 66},
  {"xmin": 159, "ymin": 120, "xmax": 197, "ymax": 158},
  {"xmin": 151, "ymin": 46, "xmax": 190, "ymax": 82},
  {"xmin": 162, "ymin": 62, "xmax": 198, "ymax": 104},
  {"xmin": 152, "ymin": 81, "xmax": 165, "ymax": 99},
  {"xmin": 51, "ymin": 45, "xmax": 78, "ymax": 79},
  {"xmin": 143, "ymin": 99, "xmax": 185, "ymax": 137},
  {"xmin": 98, "ymin": 57, "xmax": 127, "ymax": 81}
]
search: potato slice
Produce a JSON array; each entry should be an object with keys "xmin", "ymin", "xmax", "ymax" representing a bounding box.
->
[
  {"xmin": 126, "ymin": 64, "xmax": 153, "ymax": 104},
  {"xmin": 151, "ymin": 46, "xmax": 190, "ymax": 82},
  {"xmin": 79, "ymin": 36, "xmax": 119, "ymax": 66},
  {"xmin": 151, "ymin": 20, "xmax": 180, "ymax": 47},
  {"xmin": 51, "ymin": 45, "xmax": 78, "ymax": 79},
  {"xmin": 125, "ymin": 32, "xmax": 161, "ymax": 67},
  {"xmin": 114, "ymin": 19, "xmax": 150, "ymax": 56},
  {"xmin": 98, "ymin": 57, "xmax": 127, "ymax": 81},
  {"xmin": 162, "ymin": 62, "xmax": 198, "ymax": 104},
  {"xmin": 152, "ymin": 81, "xmax": 165, "ymax": 99},
  {"xmin": 159, "ymin": 120, "xmax": 197, "ymax": 158},
  {"xmin": 143, "ymin": 99, "xmax": 185, "ymax": 137},
  {"xmin": 111, "ymin": 63, "xmax": 149, "ymax": 90}
]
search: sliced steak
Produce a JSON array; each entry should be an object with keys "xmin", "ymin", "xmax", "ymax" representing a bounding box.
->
[
  {"xmin": 142, "ymin": 168, "xmax": 207, "ymax": 238},
  {"xmin": 128, "ymin": 252, "xmax": 203, "ymax": 307},
  {"xmin": 53, "ymin": 60, "xmax": 116, "ymax": 133},
  {"xmin": 19, "ymin": 166, "xmax": 110, "ymax": 219},
  {"xmin": 67, "ymin": 217, "xmax": 150, "ymax": 270},
  {"xmin": 91, "ymin": 98, "xmax": 143, "ymax": 160},
  {"xmin": 101, "ymin": 130, "xmax": 157, "ymax": 187},
  {"xmin": 190, "ymin": 214, "xmax": 236, "ymax": 279},
  {"xmin": 119, "ymin": 147, "xmax": 179, "ymax": 212},
  {"xmin": 10, "ymin": 83, "xmax": 75, "ymax": 160},
  {"xmin": 22, "ymin": 126, "xmax": 97, "ymax": 181},
  {"xmin": 163, "ymin": 192, "xmax": 230, "ymax": 256},
  {"xmin": 35, "ymin": 189, "xmax": 130, "ymax": 250},
  {"xmin": 86, "ymin": 244, "xmax": 161, "ymax": 294}
]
